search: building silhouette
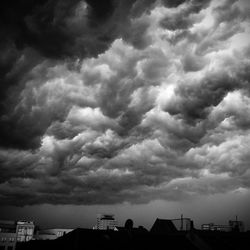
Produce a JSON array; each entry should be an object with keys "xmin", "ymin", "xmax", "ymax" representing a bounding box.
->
[
  {"xmin": 150, "ymin": 218, "xmax": 178, "ymax": 234},
  {"xmin": 1, "ymin": 215, "xmax": 249, "ymax": 250},
  {"xmin": 124, "ymin": 219, "xmax": 133, "ymax": 230}
]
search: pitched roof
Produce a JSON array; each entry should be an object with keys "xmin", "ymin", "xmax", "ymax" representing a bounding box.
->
[{"xmin": 150, "ymin": 218, "xmax": 178, "ymax": 234}]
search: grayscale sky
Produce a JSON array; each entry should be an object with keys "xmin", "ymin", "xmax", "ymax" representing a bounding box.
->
[{"xmin": 0, "ymin": 0, "xmax": 250, "ymax": 230}]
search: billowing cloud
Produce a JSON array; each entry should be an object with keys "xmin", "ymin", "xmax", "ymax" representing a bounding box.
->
[{"xmin": 0, "ymin": 0, "xmax": 250, "ymax": 206}]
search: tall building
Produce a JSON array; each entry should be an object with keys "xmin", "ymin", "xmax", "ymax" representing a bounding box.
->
[
  {"xmin": 16, "ymin": 221, "xmax": 35, "ymax": 242},
  {"xmin": 94, "ymin": 214, "xmax": 117, "ymax": 230},
  {"xmin": 0, "ymin": 220, "xmax": 17, "ymax": 250}
]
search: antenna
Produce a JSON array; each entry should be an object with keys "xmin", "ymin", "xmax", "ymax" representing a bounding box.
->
[{"xmin": 180, "ymin": 214, "xmax": 183, "ymax": 231}]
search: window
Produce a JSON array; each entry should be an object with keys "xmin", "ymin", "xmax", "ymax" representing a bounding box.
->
[
  {"xmin": 18, "ymin": 228, "xmax": 24, "ymax": 234},
  {"xmin": 26, "ymin": 236, "xmax": 32, "ymax": 241},
  {"xmin": 57, "ymin": 231, "xmax": 63, "ymax": 237},
  {"xmin": 27, "ymin": 228, "xmax": 33, "ymax": 235}
]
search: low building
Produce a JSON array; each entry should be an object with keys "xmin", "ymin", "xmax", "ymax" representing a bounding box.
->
[
  {"xmin": 201, "ymin": 223, "xmax": 231, "ymax": 232},
  {"xmin": 16, "ymin": 221, "xmax": 35, "ymax": 242},
  {"xmin": 34, "ymin": 228, "xmax": 73, "ymax": 240},
  {"xmin": 0, "ymin": 220, "xmax": 17, "ymax": 250},
  {"xmin": 201, "ymin": 220, "xmax": 245, "ymax": 232},
  {"xmin": 201, "ymin": 223, "xmax": 214, "ymax": 231}
]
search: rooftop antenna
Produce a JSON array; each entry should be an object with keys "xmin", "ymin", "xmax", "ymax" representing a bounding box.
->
[{"xmin": 180, "ymin": 214, "xmax": 183, "ymax": 231}]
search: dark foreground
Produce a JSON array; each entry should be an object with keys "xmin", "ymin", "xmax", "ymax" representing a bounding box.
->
[{"xmin": 17, "ymin": 228, "xmax": 250, "ymax": 250}]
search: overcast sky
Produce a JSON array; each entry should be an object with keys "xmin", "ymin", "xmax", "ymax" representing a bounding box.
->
[{"xmin": 0, "ymin": 0, "xmax": 250, "ymax": 230}]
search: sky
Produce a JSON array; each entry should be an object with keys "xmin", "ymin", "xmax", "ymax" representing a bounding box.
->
[{"xmin": 0, "ymin": 0, "xmax": 250, "ymax": 230}]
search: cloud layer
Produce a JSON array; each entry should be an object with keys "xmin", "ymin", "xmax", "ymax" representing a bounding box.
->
[{"xmin": 0, "ymin": 0, "xmax": 250, "ymax": 206}]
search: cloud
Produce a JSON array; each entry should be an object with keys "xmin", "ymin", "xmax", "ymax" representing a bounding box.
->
[{"xmin": 0, "ymin": 0, "xmax": 250, "ymax": 206}]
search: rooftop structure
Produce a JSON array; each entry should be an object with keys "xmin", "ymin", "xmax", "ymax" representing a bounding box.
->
[
  {"xmin": 171, "ymin": 217, "xmax": 194, "ymax": 231},
  {"xmin": 150, "ymin": 216, "xmax": 194, "ymax": 234}
]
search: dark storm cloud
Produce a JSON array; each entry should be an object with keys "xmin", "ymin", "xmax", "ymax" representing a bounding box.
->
[
  {"xmin": 159, "ymin": 0, "xmax": 211, "ymax": 31},
  {"xmin": 85, "ymin": 0, "xmax": 115, "ymax": 24},
  {"xmin": 1, "ymin": 0, "xmax": 79, "ymax": 58},
  {"xmin": 0, "ymin": 60, "xmax": 70, "ymax": 149},
  {"xmin": 1, "ymin": 0, "xmax": 250, "ymax": 206},
  {"xmin": 165, "ymin": 71, "xmax": 237, "ymax": 122},
  {"xmin": 0, "ymin": 0, "xmax": 153, "ymax": 61},
  {"xmin": 0, "ymin": 0, "xmax": 117, "ymax": 93},
  {"xmin": 0, "ymin": 0, "xmax": 158, "ymax": 150}
]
